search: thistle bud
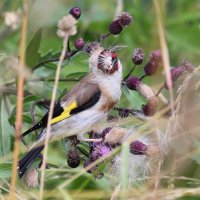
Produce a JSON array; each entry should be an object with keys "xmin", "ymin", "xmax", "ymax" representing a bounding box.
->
[
  {"xmin": 125, "ymin": 76, "xmax": 141, "ymax": 90},
  {"xmin": 132, "ymin": 48, "xmax": 144, "ymax": 65},
  {"xmin": 69, "ymin": 7, "xmax": 81, "ymax": 19},
  {"xmin": 130, "ymin": 141, "xmax": 147, "ymax": 155},
  {"xmin": 109, "ymin": 20, "xmax": 123, "ymax": 35},
  {"xmin": 74, "ymin": 38, "xmax": 85, "ymax": 50},
  {"xmin": 164, "ymin": 62, "xmax": 194, "ymax": 89},
  {"xmin": 117, "ymin": 12, "xmax": 133, "ymax": 26},
  {"xmin": 104, "ymin": 127, "xmax": 127, "ymax": 145},
  {"xmin": 144, "ymin": 49, "xmax": 162, "ymax": 76},
  {"xmin": 23, "ymin": 168, "xmax": 39, "ymax": 188},
  {"xmin": 67, "ymin": 150, "xmax": 80, "ymax": 168},
  {"xmin": 142, "ymin": 97, "xmax": 158, "ymax": 116}
]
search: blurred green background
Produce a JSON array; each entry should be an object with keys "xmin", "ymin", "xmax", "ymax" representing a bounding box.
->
[{"xmin": 0, "ymin": 0, "xmax": 200, "ymax": 199}]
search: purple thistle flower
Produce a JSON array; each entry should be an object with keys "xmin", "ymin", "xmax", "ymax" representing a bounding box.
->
[
  {"xmin": 125, "ymin": 76, "xmax": 141, "ymax": 90},
  {"xmin": 164, "ymin": 61, "xmax": 194, "ymax": 89},
  {"xmin": 117, "ymin": 12, "xmax": 133, "ymax": 26},
  {"xmin": 91, "ymin": 144, "xmax": 111, "ymax": 161},
  {"xmin": 130, "ymin": 141, "xmax": 147, "ymax": 155},
  {"xmin": 132, "ymin": 48, "xmax": 144, "ymax": 65},
  {"xmin": 69, "ymin": 7, "xmax": 81, "ymax": 19}
]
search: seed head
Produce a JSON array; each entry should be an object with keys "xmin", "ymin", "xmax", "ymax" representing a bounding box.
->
[
  {"xmin": 104, "ymin": 127, "xmax": 127, "ymax": 145},
  {"xmin": 74, "ymin": 38, "xmax": 85, "ymax": 50},
  {"xmin": 142, "ymin": 97, "xmax": 158, "ymax": 116},
  {"xmin": 67, "ymin": 150, "xmax": 80, "ymax": 168},
  {"xmin": 109, "ymin": 20, "xmax": 123, "ymax": 35},
  {"xmin": 23, "ymin": 168, "xmax": 39, "ymax": 188},
  {"xmin": 69, "ymin": 7, "xmax": 81, "ymax": 19},
  {"xmin": 117, "ymin": 12, "xmax": 133, "ymax": 26},
  {"xmin": 57, "ymin": 14, "xmax": 77, "ymax": 38},
  {"xmin": 132, "ymin": 48, "xmax": 144, "ymax": 65},
  {"xmin": 130, "ymin": 140, "xmax": 147, "ymax": 155},
  {"xmin": 146, "ymin": 145, "xmax": 159, "ymax": 157},
  {"xmin": 125, "ymin": 76, "xmax": 141, "ymax": 90}
]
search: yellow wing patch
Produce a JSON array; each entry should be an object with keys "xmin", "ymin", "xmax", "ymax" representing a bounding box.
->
[{"xmin": 50, "ymin": 101, "xmax": 78, "ymax": 125}]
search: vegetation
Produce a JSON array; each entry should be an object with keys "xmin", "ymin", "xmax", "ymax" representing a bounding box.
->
[{"xmin": 0, "ymin": 0, "xmax": 200, "ymax": 199}]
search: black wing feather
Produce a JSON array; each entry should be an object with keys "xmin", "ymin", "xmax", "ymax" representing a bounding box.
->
[{"xmin": 21, "ymin": 102, "xmax": 64, "ymax": 138}]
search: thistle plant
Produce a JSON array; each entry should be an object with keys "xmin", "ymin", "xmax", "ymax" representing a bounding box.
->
[{"xmin": 0, "ymin": 2, "xmax": 200, "ymax": 200}]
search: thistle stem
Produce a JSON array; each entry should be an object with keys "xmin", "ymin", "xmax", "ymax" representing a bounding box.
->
[{"xmin": 123, "ymin": 64, "xmax": 136, "ymax": 80}]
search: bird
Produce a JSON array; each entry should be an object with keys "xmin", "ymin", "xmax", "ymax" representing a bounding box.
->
[{"xmin": 18, "ymin": 46, "xmax": 123, "ymax": 178}]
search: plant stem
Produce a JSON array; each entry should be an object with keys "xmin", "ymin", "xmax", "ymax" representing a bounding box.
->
[
  {"xmin": 123, "ymin": 64, "xmax": 136, "ymax": 80},
  {"xmin": 9, "ymin": 0, "xmax": 28, "ymax": 199},
  {"xmin": 32, "ymin": 49, "xmax": 79, "ymax": 71},
  {"xmin": 155, "ymin": 85, "xmax": 164, "ymax": 96},
  {"xmin": 39, "ymin": 34, "xmax": 69, "ymax": 200}
]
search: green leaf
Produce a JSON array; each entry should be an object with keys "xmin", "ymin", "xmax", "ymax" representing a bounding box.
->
[
  {"xmin": 0, "ymin": 163, "xmax": 12, "ymax": 179},
  {"xmin": 25, "ymin": 28, "xmax": 42, "ymax": 68},
  {"xmin": 23, "ymin": 95, "xmax": 41, "ymax": 104},
  {"xmin": 0, "ymin": 98, "xmax": 14, "ymax": 156},
  {"xmin": 66, "ymin": 72, "xmax": 87, "ymax": 79}
]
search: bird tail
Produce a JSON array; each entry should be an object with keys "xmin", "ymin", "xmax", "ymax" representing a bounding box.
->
[{"xmin": 18, "ymin": 145, "xmax": 44, "ymax": 178}]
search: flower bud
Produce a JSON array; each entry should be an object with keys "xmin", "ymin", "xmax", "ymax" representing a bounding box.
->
[
  {"xmin": 125, "ymin": 76, "xmax": 141, "ymax": 90},
  {"xmin": 132, "ymin": 48, "xmax": 144, "ymax": 65},
  {"xmin": 142, "ymin": 97, "xmax": 158, "ymax": 116},
  {"xmin": 130, "ymin": 140, "xmax": 147, "ymax": 155},
  {"xmin": 109, "ymin": 20, "xmax": 123, "ymax": 35},
  {"xmin": 164, "ymin": 62, "xmax": 194, "ymax": 89},
  {"xmin": 69, "ymin": 7, "xmax": 81, "ymax": 19},
  {"xmin": 144, "ymin": 49, "xmax": 162, "ymax": 76},
  {"xmin": 74, "ymin": 38, "xmax": 85, "ymax": 50},
  {"xmin": 67, "ymin": 150, "xmax": 80, "ymax": 168},
  {"xmin": 104, "ymin": 127, "xmax": 127, "ymax": 145},
  {"xmin": 117, "ymin": 12, "xmax": 133, "ymax": 26},
  {"xmin": 23, "ymin": 168, "xmax": 39, "ymax": 188}
]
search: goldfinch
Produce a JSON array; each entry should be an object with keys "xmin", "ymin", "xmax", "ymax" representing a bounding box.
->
[{"xmin": 18, "ymin": 46, "xmax": 122, "ymax": 178}]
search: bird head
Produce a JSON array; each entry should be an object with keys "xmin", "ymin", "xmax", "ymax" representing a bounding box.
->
[{"xmin": 89, "ymin": 47, "xmax": 122, "ymax": 76}]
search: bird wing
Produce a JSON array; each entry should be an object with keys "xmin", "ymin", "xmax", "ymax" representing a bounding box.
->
[{"xmin": 21, "ymin": 74, "xmax": 101, "ymax": 137}]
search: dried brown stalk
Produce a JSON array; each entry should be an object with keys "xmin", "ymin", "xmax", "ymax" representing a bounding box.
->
[{"xmin": 9, "ymin": 0, "xmax": 28, "ymax": 199}]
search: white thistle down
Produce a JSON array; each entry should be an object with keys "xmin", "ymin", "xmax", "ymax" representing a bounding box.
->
[
  {"xmin": 4, "ymin": 11, "xmax": 20, "ymax": 30},
  {"xmin": 57, "ymin": 14, "xmax": 77, "ymax": 38}
]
